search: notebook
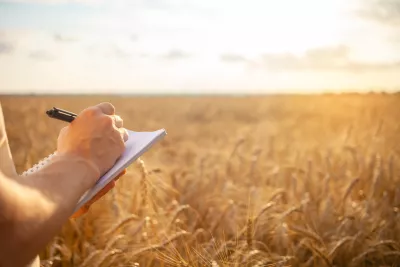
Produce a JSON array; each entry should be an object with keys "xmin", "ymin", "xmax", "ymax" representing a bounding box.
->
[{"xmin": 21, "ymin": 129, "xmax": 167, "ymax": 212}]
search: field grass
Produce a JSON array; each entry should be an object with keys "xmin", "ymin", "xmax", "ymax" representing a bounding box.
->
[{"xmin": 1, "ymin": 94, "xmax": 400, "ymax": 267}]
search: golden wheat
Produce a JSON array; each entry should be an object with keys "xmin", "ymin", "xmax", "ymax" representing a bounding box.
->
[{"xmin": 2, "ymin": 94, "xmax": 400, "ymax": 266}]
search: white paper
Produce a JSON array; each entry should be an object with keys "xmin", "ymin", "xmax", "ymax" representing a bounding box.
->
[{"xmin": 74, "ymin": 128, "xmax": 167, "ymax": 212}]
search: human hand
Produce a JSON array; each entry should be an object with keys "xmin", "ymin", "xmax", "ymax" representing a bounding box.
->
[
  {"xmin": 56, "ymin": 103, "xmax": 129, "ymax": 185},
  {"xmin": 70, "ymin": 169, "xmax": 126, "ymax": 218}
]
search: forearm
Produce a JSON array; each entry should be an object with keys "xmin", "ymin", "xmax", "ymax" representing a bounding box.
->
[
  {"xmin": 0, "ymin": 108, "xmax": 17, "ymax": 178},
  {"xmin": 0, "ymin": 154, "xmax": 99, "ymax": 267},
  {"xmin": 21, "ymin": 153, "xmax": 100, "ymax": 211}
]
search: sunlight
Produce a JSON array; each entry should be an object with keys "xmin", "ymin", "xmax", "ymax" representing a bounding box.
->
[{"xmin": 0, "ymin": 0, "xmax": 398, "ymax": 93}]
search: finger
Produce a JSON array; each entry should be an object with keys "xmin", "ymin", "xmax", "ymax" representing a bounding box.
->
[
  {"xmin": 60, "ymin": 126, "xmax": 68, "ymax": 133},
  {"xmin": 95, "ymin": 102, "xmax": 115, "ymax": 115},
  {"xmin": 112, "ymin": 115, "xmax": 123, "ymax": 128},
  {"xmin": 58, "ymin": 126, "xmax": 69, "ymax": 136},
  {"xmin": 57, "ymin": 126, "xmax": 68, "ymax": 141},
  {"xmin": 119, "ymin": 128, "xmax": 129, "ymax": 142}
]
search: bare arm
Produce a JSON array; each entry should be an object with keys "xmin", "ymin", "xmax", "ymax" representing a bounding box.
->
[
  {"xmin": 0, "ymin": 103, "xmax": 98, "ymax": 266},
  {"xmin": 0, "ymin": 102, "xmax": 128, "ymax": 267},
  {"xmin": 0, "ymin": 155, "xmax": 99, "ymax": 267},
  {"xmin": 0, "ymin": 104, "xmax": 17, "ymax": 178}
]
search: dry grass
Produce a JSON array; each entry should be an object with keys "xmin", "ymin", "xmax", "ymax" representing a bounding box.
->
[{"xmin": 2, "ymin": 93, "xmax": 400, "ymax": 267}]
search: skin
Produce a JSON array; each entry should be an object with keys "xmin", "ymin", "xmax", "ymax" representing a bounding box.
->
[{"xmin": 0, "ymin": 102, "xmax": 128, "ymax": 267}]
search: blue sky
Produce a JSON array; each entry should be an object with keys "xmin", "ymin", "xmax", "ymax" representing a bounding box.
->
[{"xmin": 0, "ymin": 0, "xmax": 399, "ymax": 94}]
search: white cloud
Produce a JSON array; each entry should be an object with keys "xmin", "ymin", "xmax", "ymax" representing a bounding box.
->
[
  {"xmin": 0, "ymin": 42, "xmax": 13, "ymax": 54},
  {"xmin": 220, "ymin": 54, "xmax": 248, "ymax": 63},
  {"xmin": 221, "ymin": 45, "xmax": 400, "ymax": 73},
  {"xmin": 0, "ymin": 0, "xmax": 104, "ymax": 4},
  {"xmin": 28, "ymin": 49, "xmax": 55, "ymax": 61},
  {"xmin": 161, "ymin": 49, "xmax": 190, "ymax": 60},
  {"xmin": 357, "ymin": 0, "xmax": 400, "ymax": 26},
  {"xmin": 53, "ymin": 34, "xmax": 79, "ymax": 42},
  {"xmin": 1, "ymin": 0, "xmax": 400, "ymax": 93}
]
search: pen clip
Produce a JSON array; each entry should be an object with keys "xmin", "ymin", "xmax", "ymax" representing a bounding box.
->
[{"xmin": 46, "ymin": 107, "xmax": 77, "ymax": 122}]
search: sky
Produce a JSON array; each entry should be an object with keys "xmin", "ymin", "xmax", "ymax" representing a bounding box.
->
[{"xmin": 0, "ymin": 0, "xmax": 399, "ymax": 94}]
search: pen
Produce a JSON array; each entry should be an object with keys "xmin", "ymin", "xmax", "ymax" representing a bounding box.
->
[{"xmin": 46, "ymin": 107, "xmax": 77, "ymax": 123}]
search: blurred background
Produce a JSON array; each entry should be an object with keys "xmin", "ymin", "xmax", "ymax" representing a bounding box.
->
[
  {"xmin": 0, "ymin": 0, "xmax": 399, "ymax": 95},
  {"xmin": 1, "ymin": 1, "xmax": 400, "ymax": 267}
]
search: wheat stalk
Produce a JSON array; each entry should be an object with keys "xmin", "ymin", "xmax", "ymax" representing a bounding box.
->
[
  {"xmin": 79, "ymin": 250, "xmax": 102, "ymax": 267},
  {"xmin": 129, "ymin": 231, "xmax": 191, "ymax": 257},
  {"xmin": 138, "ymin": 158, "xmax": 149, "ymax": 217},
  {"xmin": 103, "ymin": 214, "xmax": 140, "ymax": 237}
]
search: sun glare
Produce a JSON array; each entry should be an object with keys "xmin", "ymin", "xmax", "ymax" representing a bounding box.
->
[{"xmin": 0, "ymin": 0, "xmax": 398, "ymax": 93}]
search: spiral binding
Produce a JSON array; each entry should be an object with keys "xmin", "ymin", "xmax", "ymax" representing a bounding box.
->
[{"xmin": 21, "ymin": 152, "xmax": 57, "ymax": 176}]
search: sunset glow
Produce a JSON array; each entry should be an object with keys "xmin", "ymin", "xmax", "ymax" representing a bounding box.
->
[{"xmin": 0, "ymin": 0, "xmax": 399, "ymax": 94}]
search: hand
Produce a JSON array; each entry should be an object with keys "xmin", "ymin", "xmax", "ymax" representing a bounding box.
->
[
  {"xmin": 70, "ymin": 169, "xmax": 126, "ymax": 218},
  {"xmin": 56, "ymin": 103, "xmax": 129, "ymax": 185}
]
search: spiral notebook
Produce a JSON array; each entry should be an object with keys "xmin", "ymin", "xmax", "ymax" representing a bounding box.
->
[{"xmin": 21, "ymin": 129, "xmax": 167, "ymax": 212}]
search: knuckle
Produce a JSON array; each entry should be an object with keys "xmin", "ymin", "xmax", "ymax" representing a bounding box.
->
[
  {"xmin": 104, "ymin": 102, "xmax": 114, "ymax": 108},
  {"xmin": 115, "ymin": 115, "xmax": 123, "ymax": 125},
  {"xmin": 101, "ymin": 102, "xmax": 115, "ymax": 113},
  {"xmin": 123, "ymin": 129, "xmax": 129, "ymax": 141},
  {"xmin": 101, "ymin": 116, "xmax": 114, "ymax": 127},
  {"xmin": 82, "ymin": 107, "xmax": 99, "ymax": 117}
]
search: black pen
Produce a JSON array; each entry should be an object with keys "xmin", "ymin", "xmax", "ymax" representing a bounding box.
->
[{"xmin": 46, "ymin": 107, "xmax": 77, "ymax": 123}]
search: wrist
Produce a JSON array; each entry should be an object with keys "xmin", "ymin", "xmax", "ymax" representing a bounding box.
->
[
  {"xmin": 52, "ymin": 152, "xmax": 101, "ymax": 186},
  {"xmin": 22, "ymin": 152, "xmax": 102, "ymax": 212}
]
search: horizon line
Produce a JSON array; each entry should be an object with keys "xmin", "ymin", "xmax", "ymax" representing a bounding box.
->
[{"xmin": 1, "ymin": 90, "xmax": 400, "ymax": 98}]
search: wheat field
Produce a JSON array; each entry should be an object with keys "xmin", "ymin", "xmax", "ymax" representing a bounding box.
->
[{"xmin": 1, "ymin": 94, "xmax": 400, "ymax": 267}]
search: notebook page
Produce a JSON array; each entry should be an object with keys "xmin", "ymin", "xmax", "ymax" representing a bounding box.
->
[{"xmin": 74, "ymin": 129, "xmax": 166, "ymax": 212}]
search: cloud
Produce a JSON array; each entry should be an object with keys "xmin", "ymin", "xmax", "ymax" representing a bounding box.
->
[
  {"xmin": 0, "ymin": 0, "xmax": 184, "ymax": 10},
  {"xmin": 0, "ymin": 32, "xmax": 14, "ymax": 55},
  {"xmin": 138, "ymin": 0, "xmax": 204, "ymax": 12},
  {"xmin": 101, "ymin": 45, "xmax": 131, "ymax": 59},
  {"xmin": 262, "ymin": 46, "xmax": 400, "ymax": 72},
  {"xmin": 262, "ymin": 46, "xmax": 350, "ymax": 71},
  {"xmin": 222, "ymin": 45, "xmax": 400, "ymax": 73},
  {"xmin": 220, "ymin": 54, "xmax": 249, "ymax": 63},
  {"xmin": 53, "ymin": 34, "xmax": 78, "ymax": 43},
  {"xmin": 140, "ymin": 0, "xmax": 172, "ymax": 10},
  {"xmin": 28, "ymin": 50, "xmax": 55, "ymax": 61},
  {"xmin": 84, "ymin": 42, "xmax": 131, "ymax": 59},
  {"xmin": 130, "ymin": 34, "xmax": 139, "ymax": 42},
  {"xmin": 0, "ymin": 0, "xmax": 103, "ymax": 4},
  {"xmin": 358, "ymin": 0, "xmax": 400, "ymax": 26},
  {"xmin": 161, "ymin": 49, "xmax": 190, "ymax": 60},
  {"xmin": 0, "ymin": 42, "xmax": 13, "ymax": 55}
]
